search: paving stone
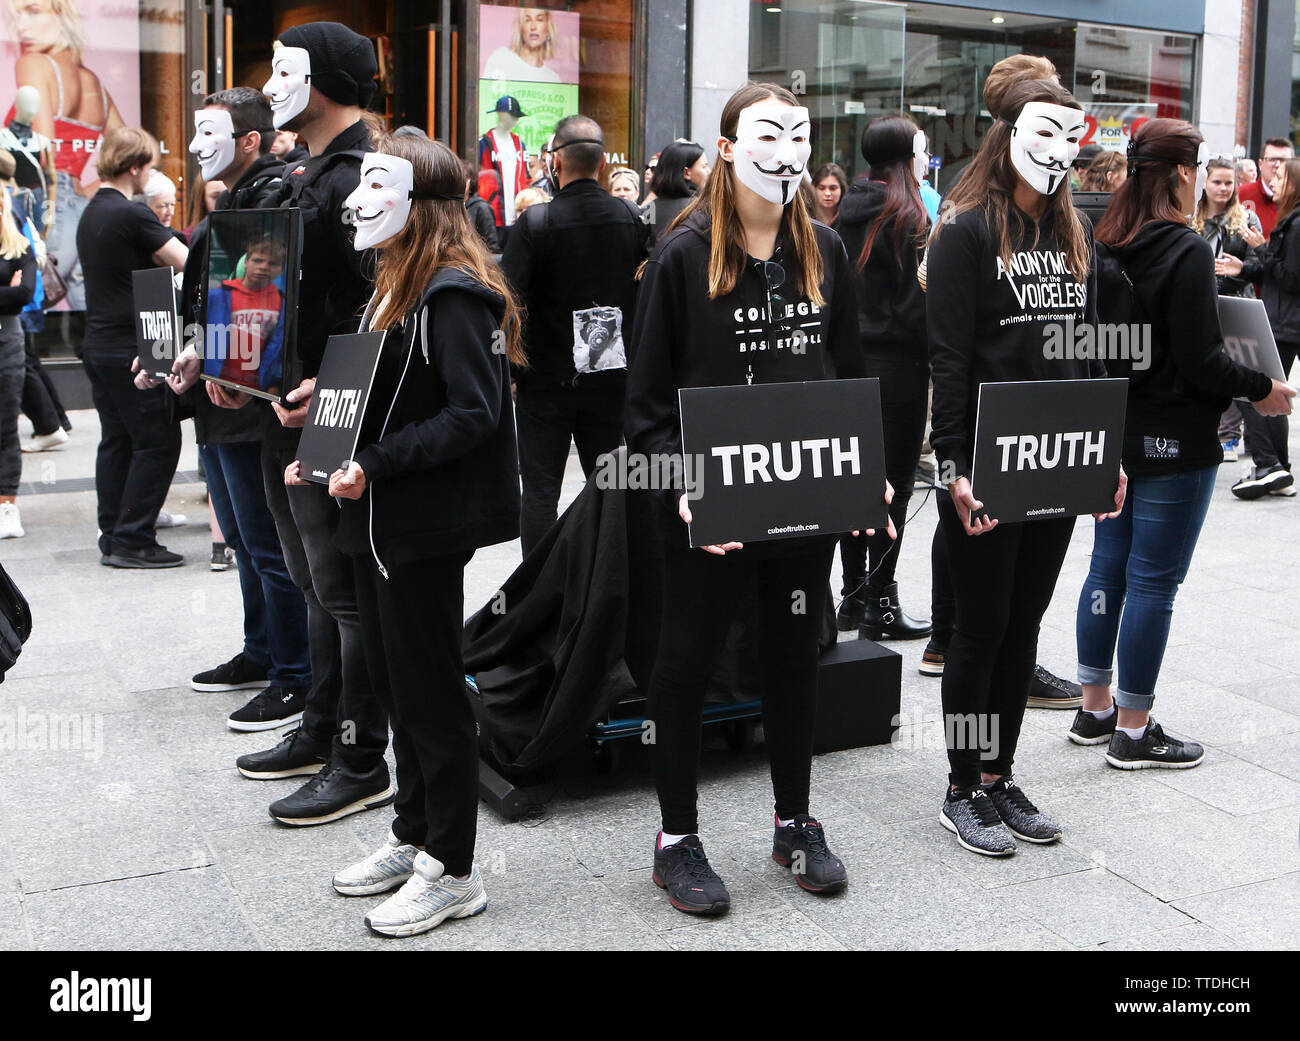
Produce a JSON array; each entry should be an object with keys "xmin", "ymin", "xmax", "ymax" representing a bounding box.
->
[{"xmin": 1174, "ymin": 873, "xmax": 1300, "ymax": 948}]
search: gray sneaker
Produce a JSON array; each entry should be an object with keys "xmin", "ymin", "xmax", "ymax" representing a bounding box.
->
[
  {"xmin": 365, "ymin": 853, "xmax": 488, "ymax": 937},
  {"xmin": 333, "ymin": 832, "xmax": 419, "ymax": 896},
  {"xmin": 983, "ymin": 776, "xmax": 1062, "ymax": 843},
  {"xmin": 939, "ymin": 786, "xmax": 1016, "ymax": 856}
]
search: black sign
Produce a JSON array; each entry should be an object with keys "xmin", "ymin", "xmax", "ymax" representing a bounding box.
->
[
  {"xmin": 198, "ymin": 207, "xmax": 303, "ymax": 403},
  {"xmin": 678, "ymin": 378, "xmax": 886, "ymax": 547},
  {"xmin": 970, "ymin": 378, "xmax": 1127, "ymax": 523},
  {"xmin": 296, "ymin": 331, "xmax": 387, "ymax": 486},
  {"xmin": 1217, "ymin": 296, "xmax": 1289, "ymax": 399},
  {"xmin": 131, "ymin": 267, "xmax": 180, "ymax": 380}
]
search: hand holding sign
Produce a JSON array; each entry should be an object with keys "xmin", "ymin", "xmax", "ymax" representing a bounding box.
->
[
  {"xmin": 166, "ymin": 346, "xmax": 201, "ymax": 395},
  {"xmin": 679, "ymin": 494, "xmax": 743, "ymax": 555},
  {"xmin": 950, "ymin": 476, "xmax": 998, "ymax": 536},
  {"xmin": 329, "ymin": 462, "xmax": 367, "ymax": 500},
  {"xmin": 207, "ymin": 381, "xmax": 252, "ymax": 409},
  {"xmin": 851, "ymin": 479, "xmax": 897, "ymax": 539},
  {"xmin": 1093, "ymin": 465, "xmax": 1127, "ymax": 522},
  {"xmin": 1257, "ymin": 379, "xmax": 1296, "ymax": 417},
  {"xmin": 130, "ymin": 355, "xmax": 161, "ymax": 391},
  {"xmin": 284, "ymin": 460, "xmax": 309, "ymax": 486},
  {"xmin": 273, "ymin": 377, "xmax": 316, "ymax": 428}
]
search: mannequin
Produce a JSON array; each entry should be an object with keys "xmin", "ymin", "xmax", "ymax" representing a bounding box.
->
[
  {"xmin": 0, "ymin": 87, "xmax": 56, "ymax": 232},
  {"xmin": 478, "ymin": 96, "xmax": 529, "ymax": 233}
]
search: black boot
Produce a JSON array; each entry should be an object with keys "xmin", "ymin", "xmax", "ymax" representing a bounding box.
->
[
  {"xmin": 859, "ymin": 582, "xmax": 932, "ymax": 641},
  {"xmin": 836, "ymin": 576, "xmax": 867, "ymax": 631}
]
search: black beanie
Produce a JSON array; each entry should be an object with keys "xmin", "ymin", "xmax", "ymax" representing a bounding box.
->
[{"xmin": 279, "ymin": 22, "xmax": 377, "ymax": 109}]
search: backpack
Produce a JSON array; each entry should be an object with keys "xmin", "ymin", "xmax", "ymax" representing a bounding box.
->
[{"xmin": 0, "ymin": 563, "xmax": 32, "ymax": 683}]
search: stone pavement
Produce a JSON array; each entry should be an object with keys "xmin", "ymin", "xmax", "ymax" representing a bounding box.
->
[{"xmin": 0, "ymin": 410, "xmax": 1296, "ymax": 951}]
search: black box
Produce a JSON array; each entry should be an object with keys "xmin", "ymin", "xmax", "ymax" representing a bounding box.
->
[{"xmin": 814, "ymin": 639, "xmax": 901, "ymax": 754}]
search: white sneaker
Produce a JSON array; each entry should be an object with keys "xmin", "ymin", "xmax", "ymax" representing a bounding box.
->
[
  {"xmin": 364, "ymin": 852, "xmax": 487, "ymax": 937},
  {"xmin": 21, "ymin": 428, "xmax": 68, "ymax": 453},
  {"xmin": 333, "ymin": 832, "xmax": 419, "ymax": 896},
  {"xmin": 0, "ymin": 503, "xmax": 25, "ymax": 539},
  {"xmin": 156, "ymin": 509, "xmax": 188, "ymax": 528}
]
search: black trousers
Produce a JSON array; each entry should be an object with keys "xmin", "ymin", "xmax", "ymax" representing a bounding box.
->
[
  {"xmin": 515, "ymin": 380, "xmax": 624, "ymax": 557},
  {"xmin": 930, "ymin": 493, "xmax": 955, "ymax": 649},
  {"xmin": 82, "ymin": 355, "xmax": 181, "ymax": 554},
  {"xmin": 353, "ymin": 551, "xmax": 478, "ymax": 876},
  {"xmin": 938, "ymin": 497, "xmax": 1075, "ymax": 788},
  {"xmin": 647, "ymin": 538, "xmax": 836, "ymax": 835},
  {"xmin": 1240, "ymin": 341, "xmax": 1298, "ymax": 471},
  {"xmin": 22, "ymin": 333, "xmax": 68, "ymax": 437},
  {"xmin": 839, "ymin": 352, "xmax": 929, "ymax": 591}
]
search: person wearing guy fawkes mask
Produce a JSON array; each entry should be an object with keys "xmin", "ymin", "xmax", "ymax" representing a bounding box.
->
[
  {"xmin": 925, "ymin": 79, "xmax": 1122, "ymax": 858},
  {"xmin": 141, "ymin": 87, "xmax": 311, "ymax": 738},
  {"xmin": 501, "ymin": 114, "xmax": 650, "ymax": 557},
  {"xmin": 626, "ymin": 83, "xmax": 896, "ymax": 916},
  {"xmin": 206, "ymin": 23, "xmax": 393, "ymax": 828}
]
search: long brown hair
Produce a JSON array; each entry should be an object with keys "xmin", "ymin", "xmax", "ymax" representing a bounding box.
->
[
  {"xmin": 857, "ymin": 115, "xmax": 928, "ymax": 270},
  {"xmin": 1095, "ymin": 118, "xmax": 1202, "ymax": 249},
  {"xmin": 368, "ymin": 135, "xmax": 526, "ymax": 367},
  {"xmin": 1079, "ymin": 150, "xmax": 1126, "ymax": 191},
  {"xmin": 1274, "ymin": 158, "xmax": 1300, "ymax": 222},
  {"xmin": 929, "ymin": 79, "xmax": 1089, "ymax": 283},
  {"xmin": 668, "ymin": 82, "xmax": 824, "ymax": 304}
]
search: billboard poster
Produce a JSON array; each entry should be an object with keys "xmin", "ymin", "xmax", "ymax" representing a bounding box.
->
[
  {"xmin": 1083, "ymin": 103, "xmax": 1157, "ymax": 155},
  {"xmin": 1, "ymin": 0, "xmax": 142, "ymax": 312}
]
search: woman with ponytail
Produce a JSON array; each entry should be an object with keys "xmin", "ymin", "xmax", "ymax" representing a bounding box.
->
[
  {"xmin": 298, "ymin": 135, "xmax": 525, "ymax": 936},
  {"xmin": 626, "ymin": 82, "xmax": 892, "ymax": 915},
  {"xmin": 834, "ymin": 116, "xmax": 932, "ymax": 642}
]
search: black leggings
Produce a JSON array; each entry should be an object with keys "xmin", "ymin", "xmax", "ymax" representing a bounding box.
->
[
  {"xmin": 647, "ymin": 538, "xmax": 836, "ymax": 835},
  {"xmin": 1240, "ymin": 341, "xmax": 1298, "ymax": 471},
  {"xmin": 938, "ymin": 498, "xmax": 1075, "ymax": 788}
]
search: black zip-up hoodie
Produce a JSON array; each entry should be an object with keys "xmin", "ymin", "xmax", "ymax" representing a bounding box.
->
[
  {"xmin": 927, "ymin": 206, "xmax": 1102, "ymax": 481},
  {"xmin": 1099, "ymin": 221, "xmax": 1272, "ymax": 477},
  {"xmin": 1260, "ymin": 208, "xmax": 1300, "ymax": 345},
  {"xmin": 835, "ymin": 178, "xmax": 927, "ymax": 357},
  {"xmin": 625, "ymin": 208, "xmax": 863, "ymax": 543},
  {"xmin": 335, "ymin": 268, "xmax": 521, "ymax": 573}
]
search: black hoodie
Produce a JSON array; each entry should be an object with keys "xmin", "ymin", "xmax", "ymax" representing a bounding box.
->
[
  {"xmin": 927, "ymin": 207, "xmax": 1102, "ymax": 482},
  {"xmin": 1098, "ymin": 221, "xmax": 1272, "ymax": 477},
  {"xmin": 624, "ymin": 208, "xmax": 863, "ymax": 542},
  {"xmin": 1260, "ymin": 208, "xmax": 1300, "ymax": 345},
  {"xmin": 335, "ymin": 268, "xmax": 520, "ymax": 573},
  {"xmin": 835, "ymin": 178, "xmax": 928, "ymax": 357}
]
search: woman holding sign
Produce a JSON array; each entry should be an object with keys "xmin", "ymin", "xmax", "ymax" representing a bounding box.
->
[
  {"xmin": 926, "ymin": 79, "xmax": 1115, "ymax": 857},
  {"xmin": 626, "ymin": 82, "xmax": 893, "ymax": 915},
  {"xmin": 1069, "ymin": 120, "xmax": 1294, "ymax": 767},
  {"xmin": 289, "ymin": 135, "xmax": 524, "ymax": 937}
]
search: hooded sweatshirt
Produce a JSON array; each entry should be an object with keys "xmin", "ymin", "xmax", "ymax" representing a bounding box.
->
[
  {"xmin": 1260, "ymin": 207, "xmax": 1300, "ymax": 345},
  {"xmin": 335, "ymin": 267, "xmax": 520, "ymax": 573},
  {"xmin": 624, "ymin": 208, "xmax": 864, "ymax": 545},
  {"xmin": 835, "ymin": 178, "xmax": 928, "ymax": 357},
  {"xmin": 927, "ymin": 206, "xmax": 1102, "ymax": 482},
  {"xmin": 1098, "ymin": 221, "xmax": 1273, "ymax": 477}
]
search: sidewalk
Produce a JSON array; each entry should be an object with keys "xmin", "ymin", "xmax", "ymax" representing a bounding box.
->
[{"xmin": 0, "ymin": 410, "xmax": 1296, "ymax": 950}]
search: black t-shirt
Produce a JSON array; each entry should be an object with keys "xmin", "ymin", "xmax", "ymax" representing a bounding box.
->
[{"xmin": 76, "ymin": 187, "xmax": 175, "ymax": 356}]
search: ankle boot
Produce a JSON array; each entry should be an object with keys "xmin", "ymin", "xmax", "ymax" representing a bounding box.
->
[
  {"xmin": 836, "ymin": 576, "xmax": 867, "ymax": 631},
  {"xmin": 859, "ymin": 582, "xmax": 932, "ymax": 641}
]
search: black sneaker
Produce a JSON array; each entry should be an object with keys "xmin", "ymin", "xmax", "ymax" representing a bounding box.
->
[
  {"xmin": 104, "ymin": 544, "xmax": 184, "ymax": 569},
  {"xmin": 192, "ymin": 651, "xmax": 268, "ymax": 692},
  {"xmin": 269, "ymin": 760, "xmax": 395, "ymax": 826},
  {"xmin": 1068, "ymin": 706, "xmax": 1117, "ymax": 745},
  {"xmin": 227, "ymin": 685, "xmax": 306, "ymax": 732},
  {"xmin": 236, "ymin": 727, "xmax": 329, "ymax": 779},
  {"xmin": 939, "ymin": 785, "xmax": 1016, "ymax": 856},
  {"xmin": 1027, "ymin": 664, "xmax": 1083, "ymax": 709},
  {"xmin": 652, "ymin": 834, "xmax": 731, "ymax": 915},
  {"xmin": 1231, "ymin": 464, "xmax": 1294, "ymax": 500},
  {"xmin": 772, "ymin": 814, "xmax": 848, "ymax": 893},
  {"xmin": 983, "ymin": 776, "xmax": 1062, "ymax": 843},
  {"xmin": 1106, "ymin": 720, "xmax": 1204, "ymax": 770}
]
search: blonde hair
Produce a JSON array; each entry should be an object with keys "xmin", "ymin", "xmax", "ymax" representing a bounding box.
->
[
  {"xmin": 983, "ymin": 54, "xmax": 1059, "ymax": 118},
  {"xmin": 1192, "ymin": 158, "xmax": 1251, "ymax": 237},
  {"xmin": 6, "ymin": 0, "xmax": 85, "ymax": 59},
  {"xmin": 607, "ymin": 166, "xmax": 639, "ymax": 193},
  {"xmin": 514, "ymin": 187, "xmax": 546, "ymax": 213},
  {"xmin": 0, "ymin": 189, "xmax": 31, "ymax": 261},
  {"xmin": 510, "ymin": 9, "xmax": 556, "ymax": 61}
]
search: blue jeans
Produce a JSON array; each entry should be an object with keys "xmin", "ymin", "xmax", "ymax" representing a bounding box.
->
[
  {"xmin": 1075, "ymin": 466, "xmax": 1217, "ymax": 711},
  {"xmin": 202, "ymin": 442, "xmax": 310, "ymax": 688}
]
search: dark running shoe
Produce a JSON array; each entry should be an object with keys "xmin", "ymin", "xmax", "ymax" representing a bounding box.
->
[
  {"xmin": 1231, "ymin": 464, "xmax": 1293, "ymax": 500},
  {"xmin": 104, "ymin": 544, "xmax": 183, "ymax": 569},
  {"xmin": 983, "ymin": 776, "xmax": 1062, "ymax": 843},
  {"xmin": 1106, "ymin": 720, "xmax": 1204, "ymax": 770},
  {"xmin": 192, "ymin": 651, "xmax": 268, "ymax": 692},
  {"xmin": 269, "ymin": 760, "xmax": 394, "ymax": 826},
  {"xmin": 1027, "ymin": 665, "xmax": 1083, "ymax": 709},
  {"xmin": 772, "ymin": 814, "xmax": 848, "ymax": 893},
  {"xmin": 236, "ymin": 726, "xmax": 329, "ymax": 779},
  {"xmin": 652, "ymin": 834, "xmax": 730, "ymax": 915},
  {"xmin": 939, "ymin": 786, "xmax": 1016, "ymax": 856},
  {"xmin": 227, "ymin": 685, "xmax": 306, "ymax": 732},
  {"xmin": 1068, "ymin": 706, "xmax": 1117, "ymax": 746}
]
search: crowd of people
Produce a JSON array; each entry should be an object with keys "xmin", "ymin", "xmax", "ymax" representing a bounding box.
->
[{"xmin": 14, "ymin": 25, "xmax": 1296, "ymax": 935}]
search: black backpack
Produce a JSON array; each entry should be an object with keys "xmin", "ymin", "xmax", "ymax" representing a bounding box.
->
[{"xmin": 0, "ymin": 563, "xmax": 32, "ymax": 683}]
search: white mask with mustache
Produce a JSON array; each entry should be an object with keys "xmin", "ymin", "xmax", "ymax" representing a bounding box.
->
[
  {"xmin": 264, "ymin": 46, "xmax": 311, "ymax": 129},
  {"xmin": 345, "ymin": 153, "xmax": 415, "ymax": 251},
  {"xmin": 731, "ymin": 104, "xmax": 812, "ymax": 206},
  {"xmin": 189, "ymin": 108, "xmax": 237, "ymax": 181},
  {"xmin": 1008, "ymin": 102, "xmax": 1086, "ymax": 196},
  {"xmin": 913, "ymin": 130, "xmax": 930, "ymax": 184}
]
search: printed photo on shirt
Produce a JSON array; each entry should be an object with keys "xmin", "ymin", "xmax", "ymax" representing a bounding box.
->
[{"xmin": 572, "ymin": 305, "xmax": 626, "ymax": 373}]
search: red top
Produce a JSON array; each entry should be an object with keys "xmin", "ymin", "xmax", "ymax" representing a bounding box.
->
[
  {"xmin": 5, "ymin": 54, "xmax": 105, "ymax": 181},
  {"xmin": 218, "ymin": 278, "xmax": 282, "ymax": 387},
  {"xmin": 1239, "ymin": 180, "xmax": 1279, "ymax": 240}
]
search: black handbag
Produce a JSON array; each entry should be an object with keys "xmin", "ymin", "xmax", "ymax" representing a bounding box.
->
[{"xmin": 0, "ymin": 562, "xmax": 32, "ymax": 682}]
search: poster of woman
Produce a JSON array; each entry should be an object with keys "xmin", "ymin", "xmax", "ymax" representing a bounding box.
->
[{"xmin": 480, "ymin": 6, "xmax": 579, "ymax": 86}]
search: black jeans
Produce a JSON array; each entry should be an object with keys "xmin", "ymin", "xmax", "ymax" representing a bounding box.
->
[
  {"xmin": 22, "ymin": 333, "xmax": 68, "ymax": 437},
  {"xmin": 260, "ymin": 436, "xmax": 387, "ymax": 770},
  {"xmin": 354, "ymin": 551, "xmax": 478, "ymax": 876},
  {"xmin": 930, "ymin": 493, "xmax": 955, "ymax": 649},
  {"xmin": 839, "ymin": 352, "xmax": 929, "ymax": 591},
  {"xmin": 515, "ymin": 380, "xmax": 624, "ymax": 556},
  {"xmin": 0, "ymin": 318, "xmax": 23, "ymax": 497},
  {"xmin": 647, "ymin": 538, "xmax": 836, "ymax": 835},
  {"xmin": 1240, "ymin": 341, "xmax": 1298, "ymax": 471},
  {"xmin": 82, "ymin": 354, "xmax": 181, "ymax": 553},
  {"xmin": 938, "ymin": 497, "xmax": 1075, "ymax": 788}
]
